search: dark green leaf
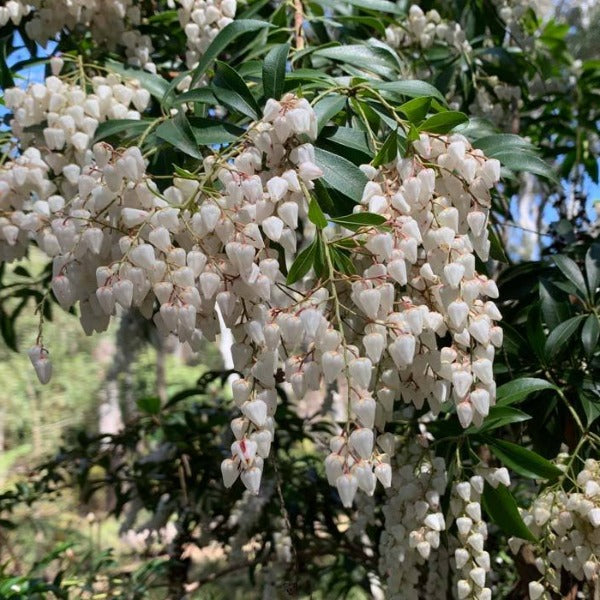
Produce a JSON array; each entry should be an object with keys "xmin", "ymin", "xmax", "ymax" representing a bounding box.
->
[
  {"xmin": 188, "ymin": 117, "xmax": 245, "ymax": 145},
  {"xmin": 492, "ymin": 151, "xmax": 558, "ymax": 182},
  {"xmin": 314, "ymin": 94, "xmax": 347, "ymax": 134},
  {"xmin": 314, "ymin": 45, "xmax": 398, "ymax": 77},
  {"xmin": 496, "ymin": 378, "xmax": 557, "ymax": 407},
  {"xmin": 263, "ymin": 43, "xmax": 290, "ymax": 100},
  {"xmin": 579, "ymin": 389, "xmax": 600, "ymax": 427},
  {"xmin": 331, "ymin": 212, "xmax": 386, "ymax": 231},
  {"xmin": 488, "ymin": 225, "xmax": 508, "ymax": 263},
  {"xmin": 418, "ymin": 111, "xmax": 468, "ymax": 134},
  {"xmin": 155, "ymin": 112, "xmax": 202, "ymax": 159},
  {"xmin": 286, "ymin": 240, "xmax": 317, "ymax": 284},
  {"xmin": 399, "ymin": 96, "xmax": 431, "ymax": 124},
  {"xmin": 470, "ymin": 406, "xmax": 531, "ymax": 433},
  {"xmin": 526, "ymin": 305, "xmax": 546, "ymax": 361},
  {"xmin": 487, "ymin": 439, "xmax": 562, "ymax": 480},
  {"xmin": 316, "ymin": 0, "xmax": 402, "ymax": 13},
  {"xmin": 372, "ymin": 80, "xmax": 445, "ymax": 103},
  {"xmin": 481, "ymin": 483, "xmax": 537, "ymax": 542},
  {"xmin": 330, "ymin": 246, "xmax": 356, "ymax": 275},
  {"xmin": 314, "ymin": 147, "xmax": 368, "ymax": 203},
  {"xmin": 539, "ymin": 279, "xmax": 570, "ymax": 330},
  {"xmin": 545, "ymin": 315, "xmax": 586, "ymax": 358},
  {"xmin": 212, "ymin": 61, "xmax": 261, "ymax": 119},
  {"xmin": 190, "ymin": 19, "xmax": 272, "ymax": 87},
  {"xmin": 171, "ymin": 88, "xmax": 217, "ymax": 106},
  {"xmin": 308, "ymin": 198, "xmax": 328, "ymax": 229},
  {"xmin": 553, "ymin": 254, "xmax": 588, "ymax": 298},
  {"xmin": 372, "ymin": 129, "xmax": 397, "ymax": 167},
  {"xmin": 93, "ymin": 119, "xmax": 150, "ymax": 143},
  {"xmin": 582, "ymin": 314, "xmax": 600, "ymax": 356},
  {"xmin": 586, "ymin": 244, "xmax": 600, "ymax": 298},
  {"xmin": 0, "ymin": 39, "xmax": 14, "ymax": 89},
  {"xmin": 473, "ymin": 134, "xmax": 535, "ymax": 156},
  {"xmin": 313, "ymin": 179, "xmax": 336, "ymax": 216},
  {"xmin": 137, "ymin": 396, "xmax": 161, "ymax": 415},
  {"xmin": 313, "ymin": 236, "xmax": 327, "ymax": 279}
]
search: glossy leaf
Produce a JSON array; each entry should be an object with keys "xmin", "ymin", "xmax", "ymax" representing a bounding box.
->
[
  {"xmin": 263, "ymin": 43, "xmax": 290, "ymax": 100},
  {"xmin": 418, "ymin": 111, "xmax": 468, "ymax": 134},
  {"xmin": 286, "ymin": 240, "xmax": 317, "ymax": 285},
  {"xmin": 539, "ymin": 279, "xmax": 570, "ymax": 330},
  {"xmin": 155, "ymin": 112, "xmax": 203, "ymax": 159},
  {"xmin": 579, "ymin": 389, "xmax": 600, "ymax": 427},
  {"xmin": 171, "ymin": 88, "xmax": 216, "ymax": 106},
  {"xmin": 553, "ymin": 254, "xmax": 588, "ymax": 298},
  {"xmin": 190, "ymin": 19, "xmax": 271, "ymax": 87},
  {"xmin": 314, "ymin": 94, "xmax": 347, "ymax": 133},
  {"xmin": 372, "ymin": 129, "xmax": 397, "ymax": 167},
  {"xmin": 582, "ymin": 314, "xmax": 600, "ymax": 356},
  {"xmin": 372, "ymin": 80, "xmax": 445, "ymax": 103},
  {"xmin": 496, "ymin": 377, "xmax": 557, "ymax": 407},
  {"xmin": 487, "ymin": 439, "xmax": 562, "ymax": 480},
  {"xmin": 317, "ymin": 0, "xmax": 402, "ymax": 13},
  {"xmin": 470, "ymin": 406, "xmax": 531, "ymax": 433},
  {"xmin": 481, "ymin": 483, "xmax": 536, "ymax": 542},
  {"xmin": 212, "ymin": 61, "xmax": 261, "ymax": 119},
  {"xmin": 308, "ymin": 198, "xmax": 328, "ymax": 229},
  {"xmin": 314, "ymin": 45, "xmax": 399, "ymax": 77},
  {"xmin": 314, "ymin": 147, "xmax": 368, "ymax": 203},
  {"xmin": 93, "ymin": 119, "xmax": 151, "ymax": 143},
  {"xmin": 545, "ymin": 315, "xmax": 586, "ymax": 358},
  {"xmin": 399, "ymin": 96, "xmax": 431, "ymax": 124},
  {"xmin": 330, "ymin": 246, "xmax": 356, "ymax": 275},
  {"xmin": 188, "ymin": 117, "xmax": 245, "ymax": 145},
  {"xmin": 492, "ymin": 151, "xmax": 557, "ymax": 182},
  {"xmin": 473, "ymin": 133, "xmax": 535, "ymax": 155},
  {"xmin": 319, "ymin": 126, "xmax": 373, "ymax": 162},
  {"xmin": 586, "ymin": 244, "xmax": 600, "ymax": 297},
  {"xmin": 488, "ymin": 225, "xmax": 509, "ymax": 263},
  {"xmin": 330, "ymin": 212, "xmax": 386, "ymax": 231}
]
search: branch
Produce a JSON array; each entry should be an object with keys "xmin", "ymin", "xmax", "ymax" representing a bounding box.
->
[{"xmin": 294, "ymin": 0, "xmax": 305, "ymax": 51}]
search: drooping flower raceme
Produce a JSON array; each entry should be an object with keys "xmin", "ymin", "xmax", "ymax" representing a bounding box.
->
[
  {"xmin": 1, "ymin": 0, "xmax": 156, "ymax": 71},
  {"xmin": 177, "ymin": 0, "xmax": 237, "ymax": 69},
  {"xmin": 3, "ymin": 67, "xmax": 506, "ymax": 600},
  {"xmin": 510, "ymin": 457, "xmax": 600, "ymax": 598},
  {"xmin": 1, "ymin": 70, "xmax": 150, "ymax": 264},
  {"xmin": 10, "ymin": 85, "xmax": 502, "ymax": 509}
]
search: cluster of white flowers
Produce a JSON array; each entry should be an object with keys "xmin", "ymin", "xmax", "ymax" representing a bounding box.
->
[
  {"xmin": 5, "ymin": 70, "xmax": 150, "ymax": 167},
  {"xmin": 448, "ymin": 477, "xmax": 492, "ymax": 600},
  {"xmin": 355, "ymin": 132, "xmax": 502, "ymax": 428},
  {"xmin": 177, "ymin": 0, "xmax": 237, "ymax": 69},
  {"xmin": 0, "ymin": 0, "xmax": 155, "ymax": 71},
  {"xmin": 0, "ymin": 69, "xmax": 150, "ymax": 263},
  {"xmin": 0, "ymin": 147, "xmax": 55, "ymax": 262},
  {"xmin": 7, "ymin": 92, "xmax": 319, "ymax": 497},
  {"xmin": 120, "ymin": 521, "xmax": 178, "ymax": 554},
  {"xmin": 10, "ymin": 84, "xmax": 502, "ymax": 510},
  {"xmin": 0, "ymin": 1, "xmax": 30, "ymax": 27},
  {"xmin": 379, "ymin": 442, "xmax": 448, "ymax": 598},
  {"xmin": 386, "ymin": 5, "xmax": 471, "ymax": 53},
  {"xmin": 510, "ymin": 458, "xmax": 600, "ymax": 599},
  {"xmin": 383, "ymin": 4, "xmax": 533, "ymax": 127},
  {"xmin": 174, "ymin": 0, "xmax": 237, "ymax": 91},
  {"xmin": 379, "ymin": 449, "xmax": 511, "ymax": 599}
]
